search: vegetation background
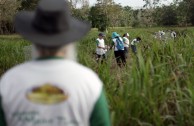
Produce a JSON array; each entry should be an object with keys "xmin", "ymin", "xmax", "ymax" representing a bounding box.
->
[
  {"xmin": 1, "ymin": 0, "xmax": 194, "ymax": 126},
  {"xmin": 0, "ymin": 0, "xmax": 194, "ymax": 33},
  {"xmin": 1, "ymin": 27, "xmax": 194, "ymax": 126}
]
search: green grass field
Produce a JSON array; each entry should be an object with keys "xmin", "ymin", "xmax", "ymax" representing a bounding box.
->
[{"xmin": 1, "ymin": 27, "xmax": 194, "ymax": 126}]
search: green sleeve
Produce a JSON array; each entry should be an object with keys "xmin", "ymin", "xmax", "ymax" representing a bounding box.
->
[
  {"xmin": 96, "ymin": 40, "xmax": 99, "ymax": 46},
  {"xmin": 111, "ymin": 40, "xmax": 115, "ymax": 46},
  {"xmin": 0, "ymin": 97, "xmax": 6, "ymax": 126},
  {"xmin": 90, "ymin": 90, "xmax": 111, "ymax": 126},
  {"xmin": 123, "ymin": 38, "xmax": 126, "ymax": 43}
]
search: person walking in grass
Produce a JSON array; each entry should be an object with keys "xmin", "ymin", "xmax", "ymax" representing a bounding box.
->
[
  {"xmin": 159, "ymin": 30, "xmax": 165, "ymax": 41},
  {"xmin": 122, "ymin": 33, "xmax": 130, "ymax": 58},
  {"xmin": 0, "ymin": 0, "xmax": 111, "ymax": 126},
  {"xmin": 110, "ymin": 32, "xmax": 126, "ymax": 67},
  {"xmin": 96, "ymin": 33, "xmax": 107, "ymax": 63},
  {"xmin": 131, "ymin": 37, "xmax": 141, "ymax": 54},
  {"xmin": 171, "ymin": 30, "xmax": 177, "ymax": 39}
]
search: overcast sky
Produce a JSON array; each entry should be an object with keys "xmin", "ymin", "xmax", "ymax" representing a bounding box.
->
[{"xmin": 89, "ymin": 0, "xmax": 174, "ymax": 8}]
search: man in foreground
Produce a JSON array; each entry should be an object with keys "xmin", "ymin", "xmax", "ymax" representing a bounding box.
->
[{"xmin": 0, "ymin": 0, "xmax": 111, "ymax": 126}]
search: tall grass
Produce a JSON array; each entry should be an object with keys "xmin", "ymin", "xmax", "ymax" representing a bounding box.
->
[
  {"xmin": 0, "ymin": 35, "xmax": 30, "ymax": 75},
  {"xmin": 1, "ymin": 27, "xmax": 194, "ymax": 126}
]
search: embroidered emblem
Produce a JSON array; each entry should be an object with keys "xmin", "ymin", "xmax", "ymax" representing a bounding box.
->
[{"xmin": 26, "ymin": 83, "xmax": 68, "ymax": 105}]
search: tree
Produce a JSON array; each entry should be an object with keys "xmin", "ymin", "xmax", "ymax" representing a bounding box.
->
[
  {"xmin": 69, "ymin": 0, "xmax": 89, "ymax": 9},
  {"xmin": 0, "ymin": 0, "xmax": 21, "ymax": 34},
  {"xmin": 139, "ymin": 8, "xmax": 155, "ymax": 27},
  {"xmin": 176, "ymin": 1, "xmax": 191, "ymax": 26},
  {"xmin": 152, "ymin": 4, "xmax": 178, "ymax": 26},
  {"xmin": 188, "ymin": 0, "xmax": 194, "ymax": 25},
  {"xmin": 106, "ymin": 3, "xmax": 123, "ymax": 27},
  {"xmin": 72, "ymin": 5, "xmax": 90, "ymax": 21},
  {"xmin": 121, "ymin": 6, "xmax": 132, "ymax": 27},
  {"xmin": 18, "ymin": 0, "xmax": 39, "ymax": 10},
  {"xmin": 143, "ymin": 0, "xmax": 161, "ymax": 9},
  {"xmin": 88, "ymin": 1, "xmax": 133, "ymax": 30},
  {"xmin": 161, "ymin": 5, "xmax": 178, "ymax": 26},
  {"xmin": 131, "ymin": 9, "xmax": 141, "ymax": 27},
  {"xmin": 89, "ymin": 4, "xmax": 108, "ymax": 31}
]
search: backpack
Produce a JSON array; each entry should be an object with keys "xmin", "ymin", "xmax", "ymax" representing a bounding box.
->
[{"xmin": 116, "ymin": 37, "xmax": 124, "ymax": 50}]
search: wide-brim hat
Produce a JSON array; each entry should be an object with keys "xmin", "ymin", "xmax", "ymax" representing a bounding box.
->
[
  {"xmin": 14, "ymin": 0, "xmax": 91, "ymax": 47},
  {"xmin": 112, "ymin": 32, "xmax": 120, "ymax": 38}
]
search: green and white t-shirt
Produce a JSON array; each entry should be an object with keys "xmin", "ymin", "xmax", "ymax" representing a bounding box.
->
[
  {"xmin": 131, "ymin": 38, "xmax": 140, "ymax": 46},
  {"xmin": 123, "ymin": 37, "xmax": 130, "ymax": 48},
  {"xmin": 0, "ymin": 58, "xmax": 110, "ymax": 126},
  {"xmin": 112, "ymin": 37, "xmax": 124, "ymax": 51},
  {"xmin": 96, "ymin": 38, "xmax": 106, "ymax": 55}
]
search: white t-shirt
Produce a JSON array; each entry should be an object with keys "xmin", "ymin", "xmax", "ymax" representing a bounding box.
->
[
  {"xmin": 0, "ymin": 59, "xmax": 109, "ymax": 126},
  {"xmin": 123, "ymin": 37, "xmax": 130, "ymax": 47},
  {"xmin": 96, "ymin": 38, "xmax": 106, "ymax": 55},
  {"xmin": 171, "ymin": 31, "xmax": 176, "ymax": 38},
  {"xmin": 159, "ymin": 31, "xmax": 165, "ymax": 37},
  {"xmin": 131, "ymin": 39, "xmax": 140, "ymax": 46},
  {"xmin": 112, "ymin": 37, "xmax": 124, "ymax": 51}
]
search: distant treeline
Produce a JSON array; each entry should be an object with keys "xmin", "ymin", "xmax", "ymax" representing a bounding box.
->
[{"xmin": 0, "ymin": 0, "xmax": 194, "ymax": 34}]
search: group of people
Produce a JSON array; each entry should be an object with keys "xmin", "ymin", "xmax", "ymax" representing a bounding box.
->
[
  {"xmin": 154, "ymin": 30, "xmax": 177, "ymax": 40},
  {"xmin": 96, "ymin": 32, "xmax": 141, "ymax": 67},
  {"xmin": 0, "ymin": 0, "xmax": 111, "ymax": 126}
]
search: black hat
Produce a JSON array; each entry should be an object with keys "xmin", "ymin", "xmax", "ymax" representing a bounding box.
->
[
  {"xmin": 98, "ymin": 33, "xmax": 105, "ymax": 37},
  {"xmin": 14, "ymin": 0, "xmax": 91, "ymax": 47}
]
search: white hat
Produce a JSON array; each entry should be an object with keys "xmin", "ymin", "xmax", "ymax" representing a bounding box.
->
[{"xmin": 126, "ymin": 33, "xmax": 129, "ymax": 37}]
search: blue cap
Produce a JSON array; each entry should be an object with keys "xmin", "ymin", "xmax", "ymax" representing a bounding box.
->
[
  {"xmin": 112, "ymin": 32, "xmax": 120, "ymax": 38},
  {"xmin": 98, "ymin": 33, "xmax": 105, "ymax": 37}
]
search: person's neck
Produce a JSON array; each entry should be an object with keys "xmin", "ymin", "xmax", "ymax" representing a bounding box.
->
[
  {"xmin": 37, "ymin": 53, "xmax": 65, "ymax": 60},
  {"xmin": 36, "ymin": 56, "xmax": 64, "ymax": 60}
]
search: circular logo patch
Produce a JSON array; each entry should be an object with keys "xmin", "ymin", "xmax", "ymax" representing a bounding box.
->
[{"xmin": 26, "ymin": 83, "xmax": 68, "ymax": 105}]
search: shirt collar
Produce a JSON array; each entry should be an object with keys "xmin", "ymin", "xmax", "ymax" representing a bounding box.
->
[{"xmin": 36, "ymin": 56, "xmax": 64, "ymax": 61}]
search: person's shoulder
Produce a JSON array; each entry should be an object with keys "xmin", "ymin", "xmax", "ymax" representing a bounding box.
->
[
  {"xmin": 66, "ymin": 61, "xmax": 103, "ymax": 92},
  {"xmin": 96, "ymin": 38, "xmax": 100, "ymax": 42},
  {"xmin": 0, "ymin": 62, "xmax": 32, "ymax": 81},
  {"xmin": 119, "ymin": 37, "xmax": 124, "ymax": 41},
  {"xmin": 66, "ymin": 60, "xmax": 100, "ymax": 79},
  {"xmin": 123, "ymin": 37, "xmax": 128, "ymax": 40},
  {"xmin": 112, "ymin": 38, "xmax": 116, "ymax": 42},
  {"xmin": 72, "ymin": 61, "xmax": 102, "ymax": 82},
  {"xmin": 76, "ymin": 63, "xmax": 98, "ymax": 76}
]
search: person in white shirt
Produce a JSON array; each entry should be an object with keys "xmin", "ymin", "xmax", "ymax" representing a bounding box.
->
[
  {"xmin": 131, "ymin": 37, "xmax": 141, "ymax": 54},
  {"xmin": 110, "ymin": 32, "xmax": 126, "ymax": 67},
  {"xmin": 159, "ymin": 30, "xmax": 165, "ymax": 40},
  {"xmin": 171, "ymin": 31, "xmax": 177, "ymax": 39},
  {"xmin": 122, "ymin": 33, "xmax": 130, "ymax": 58},
  {"xmin": 0, "ymin": 0, "xmax": 111, "ymax": 126},
  {"xmin": 96, "ymin": 33, "xmax": 106, "ymax": 63}
]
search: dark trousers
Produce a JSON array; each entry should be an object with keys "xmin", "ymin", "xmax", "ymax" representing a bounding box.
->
[
  {"xmin": 96, "ymin": 54, "xmax": 106, "ymax": 63},
  {"xmin": 114, "ymin": 50, "xmax": 126, "ymax": 67},
  {"xmin": 131, "ymin": 45, "xmax": 137, "ymax": 54},
  {"xmin": 124, "ymin": 47, "xmax": 129, "ymax": 58}
]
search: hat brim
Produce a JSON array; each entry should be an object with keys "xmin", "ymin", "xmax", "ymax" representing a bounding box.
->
[
  {"xmin": 14, "ymin": 11, "xmax": 91, "ymax": 47},
  {"xmin": 112, "ymin": 34, "xmax": 120, "ymax": 39}
]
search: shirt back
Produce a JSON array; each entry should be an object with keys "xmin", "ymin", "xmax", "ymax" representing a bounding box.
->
[{"xmin": 0, "ymin": 59, "xmax": 103, "ymax": 126}]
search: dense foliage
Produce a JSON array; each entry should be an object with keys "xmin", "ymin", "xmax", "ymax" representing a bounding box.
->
[
  {"xmin": 1, "ymin": 27, "xmax": 194, "ymax": 126},
  {"xmin": 0, "ymin": 0, "xmax": 194, "ymax": 34}
]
